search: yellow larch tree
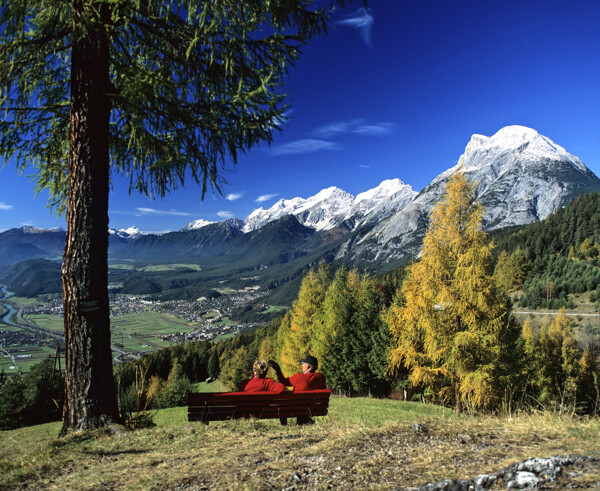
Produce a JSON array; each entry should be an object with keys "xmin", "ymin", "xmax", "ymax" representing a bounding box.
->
[
  {"xmin": 279, "ymin": 263, "xmax": 330, "ymax": 375},
  {"xmin": 385, "ymin": 171, "xmax": 518, "ymax": 412}
]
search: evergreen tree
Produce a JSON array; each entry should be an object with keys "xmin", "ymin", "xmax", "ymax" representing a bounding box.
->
[
  {"xmin": 258, "ymin": 337, "xmax": 275, "ymax": 364},
  {"xmin": 348, "ymin": 273, "xmax": 390, "ymax": 396},
  {"xmin": 386, "ymin": 172, "xmax": 518, "ymax": 412},
  {"xmin": 156, "ymin": 358, "xmax": 192, "ymax": 408},
  {"xmin": 0, "ymin": 373, "xmax": 27, "ymax": 430},
  {"xmin": 24, "ymin": 358, "xmax": 63, "ymax": 425},
  {"xmin": 272, "ymin": 313, "xmax": 292, "ymax": 370},
  {"xmin": 0, "ymin": 0, "xmax": 353, "ymax": 433},
  {"xmin": 219, "ymin": 346, "xmax": 251, "ymax": 391},
  {"xmin": 577, "ymin": 347, "xmax": 599, "ymax": 414},
  {"xmin": 326, "ymin": 268, "xmax": 360, "ymax": 394},
  {"xmin": 280, "ymin": 264, "xmax": 329, "ymax": 375},
  {"xmin": 525, "ymin": 310, "xmax": 581, "ymax": 412},
  {"xmin": 207, "ymin": 350, "xmax": 220, "ymax": 380},
  {"xmin": 314, "ymin": 267, "xmax": 351, "ymax": 380},
  {"xmin": 494, "ymin": 250, "xmax": 513, "ymax": 292}
]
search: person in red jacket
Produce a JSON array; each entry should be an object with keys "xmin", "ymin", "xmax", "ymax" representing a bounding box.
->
[
  {"xmin": 268, "ymin": 355, "xmax": 326, "ymax": 424},
  {"xmin": 238, "ymin": 360, "xmax": 286, "ymax": 393},
  {"xmin": 268, "ymin": 355, "xmax": 326, "ymax": 390}
]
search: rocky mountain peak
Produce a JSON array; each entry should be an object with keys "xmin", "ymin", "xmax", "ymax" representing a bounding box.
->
[
  {"xmin": 457, "ymin": 125, "xmax": 586, "ymax": 173},
  {"xmin": 341, "ymin": 125, "xmax": 600, "ymax": 266},
  {"xmin": 180, "ymin": 219, "xmax": 215, "ymax": 232}
]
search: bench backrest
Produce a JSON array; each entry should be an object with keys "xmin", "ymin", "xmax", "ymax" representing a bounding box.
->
[{"xmin": 188, "ymin": 389, "xmax": 331, "ymax": 423}]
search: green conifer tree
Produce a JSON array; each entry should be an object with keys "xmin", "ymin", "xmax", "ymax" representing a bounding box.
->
[
  {"xmin": 314, "ymin": 267, "xmax": 351, "ymax": 379},
  {"xmin": 0, "ymin": 0, "xmax": 356, "ymax": 432}
]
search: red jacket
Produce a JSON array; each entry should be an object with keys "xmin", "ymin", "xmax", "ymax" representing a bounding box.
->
[
  {"xmin": 284, "ymin": 372, "xmax": 327, "ymax": 391},
  {"xmin": 238, "ymin": 377, "xmax": 286, "ymax": 393}
]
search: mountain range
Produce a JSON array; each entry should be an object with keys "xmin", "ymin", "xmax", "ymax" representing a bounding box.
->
[{"xmin": 2, "ymin": 125, "xmax": 600, "ymax": 297}]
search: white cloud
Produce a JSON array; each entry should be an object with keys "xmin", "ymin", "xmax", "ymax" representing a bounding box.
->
[
  {"xmin": 270, "ymin": 139, "xmax": 342, "ymax": 156},
  {"xmin": 337, "ymin": 8, "xmax": 374, "ymax": 47},
  {"xmin": 256, "ymin": 193, "xmax": 279, "ymax": 203},
  {"xmin": 226, "ymin": 192, "xmax": 244, "ymax": 201},
  {"xmin": 352, "ymin": 123, "xmax": 394, "ymax": 136},
  {"xmin": 136, "ymin": 207, "xmax": 191, "ymax": 216},
  {"xmin": 217, "ymin": 211, "xmax": 234, "ymax": 219},
  {"xmin": 0, "ymin": 202, "xmax": 13, "ymax": 211},
  {"xmin": 360, "ymin": 164, "xmax": 371, "ymax": 169},
  {"xmin": 314, "ymin": 119, "xmax": 364, "ymax": 138},
  {"xmin": 314, "ymin": 119, "xmax": 393, "ymax": 138}
]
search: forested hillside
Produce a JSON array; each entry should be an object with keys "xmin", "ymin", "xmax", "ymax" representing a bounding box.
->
[
  {"xmin": 4, "ymin": 187, "xmax": 600, "ymax": 431},
  {"xmin": 492, "ymin": 192, "xmax": 600, "ymax": 309},
  {"xmin": 0, "ymin": 259, "xmax": 62, "ymax": 297}
]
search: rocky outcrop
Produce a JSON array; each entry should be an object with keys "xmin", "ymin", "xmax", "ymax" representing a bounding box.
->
[{"xmin": 402, "ymin": 455, "xmax": 599, "ymax": 490}]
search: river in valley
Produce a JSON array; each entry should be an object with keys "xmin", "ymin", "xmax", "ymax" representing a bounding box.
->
[{"xmin": 0, "ymin": 285, "xmax": 18, "ymax": 326}]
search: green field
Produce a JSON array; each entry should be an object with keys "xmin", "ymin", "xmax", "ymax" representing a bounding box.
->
[
  {"xmin": 261, "ymin": 305, "xmax": 287, "ymax": 314},
  {"xmin": 110, "ymin": 311, "xmax": 197, "ymax": 352},
  {"xmin": 109, "ymin": 263, "xmax": 202, "ymax": 272},
  {"xmin": 27, "ymin": 314, "xmax": 64, "ymax": 333},
  {"xmin": 0, "ymin": 324, "xmax": 22, "ymax": 332},
  {"xmin": 5, "ymin": 296, "xmax": 46, "ymax": 307},
  {"xmin": 25, "ymin": 311, "xmax": 197, "ymax": 356},
  {"xmin": 0, "ymin": 345, "xmax": 62, "ymax": 373},
  {"xmin": 212, "ymin": 332, "xmax": 236, "ymax": 342}
]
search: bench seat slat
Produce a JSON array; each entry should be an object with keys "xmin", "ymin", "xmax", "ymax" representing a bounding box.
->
[{"xmin": 188, "ymin": 389, "xmax": 331, "ymax": 424}]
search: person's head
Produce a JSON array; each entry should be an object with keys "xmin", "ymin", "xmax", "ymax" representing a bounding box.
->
[
  {"xmin": 253, "ymin": 360, "xmax": 269, "ymax": 378},
  {"xmin": 300, "ymin": 355, "xmax": 318, "ymax": 373}
]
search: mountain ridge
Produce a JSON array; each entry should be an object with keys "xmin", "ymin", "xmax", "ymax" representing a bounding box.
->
[
  {"xmin": 336, "ymin": 125, "xmax": 600, "ymax": 265},
  {"xmin": 2, "ymin": 126, "xmax": 600, "ymax": 297}
]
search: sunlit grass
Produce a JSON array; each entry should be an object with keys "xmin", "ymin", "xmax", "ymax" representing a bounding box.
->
[{"xmin": 2, "ymin": 397, "xmax": 599, "ymax": 490}]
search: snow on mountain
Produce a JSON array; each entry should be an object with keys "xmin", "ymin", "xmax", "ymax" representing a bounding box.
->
[
  {"xmin": 243, "ymin": 180, "xmax": 416, "ymax": 233},
  {"xmin": 179, "ymin": 219, "xmax": 215, "ymax": 232},
  {"xmin": 348, "ymin": 179, "xmax": 417, "ymax": 230},
  {"xmin": 340, "ymin": 125, "xmax": 600, "ymax": 265},
  {"xmin": 21, "ymin": 225, "xmax": 64, "ymax": 234},
  {"xmin": 244, "ymin": 186, "xmax": 354, "ymax": 232},
  {"xmin": 109, "ymin": 226, "xmax": 145, "ymax": 240}
]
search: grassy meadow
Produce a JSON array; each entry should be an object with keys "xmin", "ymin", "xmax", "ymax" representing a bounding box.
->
[
  {"xmin": 27, "ymin": 311, "xmax": 198, "ymax": 353},
  {"xmin": 1, "ymin": 397, "xmax": 599, "ymax": 490},
  {"xmin": 0, "ymin": 345, "xmax": 59, "ymax": 373}
]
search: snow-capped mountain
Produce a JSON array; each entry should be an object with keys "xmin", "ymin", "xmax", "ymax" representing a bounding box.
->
[
  {"xmin": 243, "ymin": 179, "xmax": 416, "ymax": 233},
  {"xmin": 179, "ymin": 219, "xmax": 215, "ymax": 232},
  {"xmin": 340, "ymin": 125, "xmax": 600, "ymax": 264},
  {"xmin": 109, "ymin": 226, "xmax": 145, "ymax": 240},
  {"xmin": 6, "ymin": 125, "xmax": 600, "ymax": 281},
  {"xmin": 347, "ymin": 179, "xmax": 417, "ymax": 230},
  {"xmin": 244, "ymin": 186, "xmax": 354, "ymax": 232}
]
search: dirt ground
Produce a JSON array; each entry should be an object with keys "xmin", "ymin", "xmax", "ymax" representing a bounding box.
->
[{"xmin": 165, "ymin": 422, "xmax": 600, "ymax": 490}]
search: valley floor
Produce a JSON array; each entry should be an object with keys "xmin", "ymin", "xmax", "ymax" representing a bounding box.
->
[{"xmin": 1, "ymin": 398, "xmax": 599, "ymax": 490}]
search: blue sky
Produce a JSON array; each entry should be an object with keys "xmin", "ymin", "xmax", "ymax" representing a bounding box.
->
[{"xmin": 2, "ymin": 0, "xmax": 600, "ymax": 233}]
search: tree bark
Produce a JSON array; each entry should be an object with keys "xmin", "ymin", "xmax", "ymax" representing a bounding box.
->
[{"xmin": 61, "ymin": 2, "xmax": 119, "ymax": 433}]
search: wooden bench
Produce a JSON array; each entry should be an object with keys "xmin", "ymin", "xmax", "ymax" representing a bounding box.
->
[{"xmin": 188, "ymin": 389, "xmax": 331, "ymax": 424}]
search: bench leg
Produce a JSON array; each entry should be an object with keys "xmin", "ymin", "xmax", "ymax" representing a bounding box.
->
[
  {"xmin": 279, "ymin": 417, "xmax": 287, "ymax": 426},
  {"xmin": 296, "ymin": 416, "xmax": 314, "ymax": 425}
]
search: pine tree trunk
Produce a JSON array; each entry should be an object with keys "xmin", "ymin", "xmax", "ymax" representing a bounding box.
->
[{"xmin": 61, "ymin": 3, "xmax": 119, "ymax": 433}]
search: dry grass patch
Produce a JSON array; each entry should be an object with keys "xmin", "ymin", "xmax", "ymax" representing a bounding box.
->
[{"xmin": 1, "ymin": 399, "xmax": 599, "ymax": 490}]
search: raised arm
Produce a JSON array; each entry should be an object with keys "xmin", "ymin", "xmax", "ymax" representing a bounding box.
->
[{"xmin": 268, "ymin": 360, "xmax": 290, "ymax": 386}]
